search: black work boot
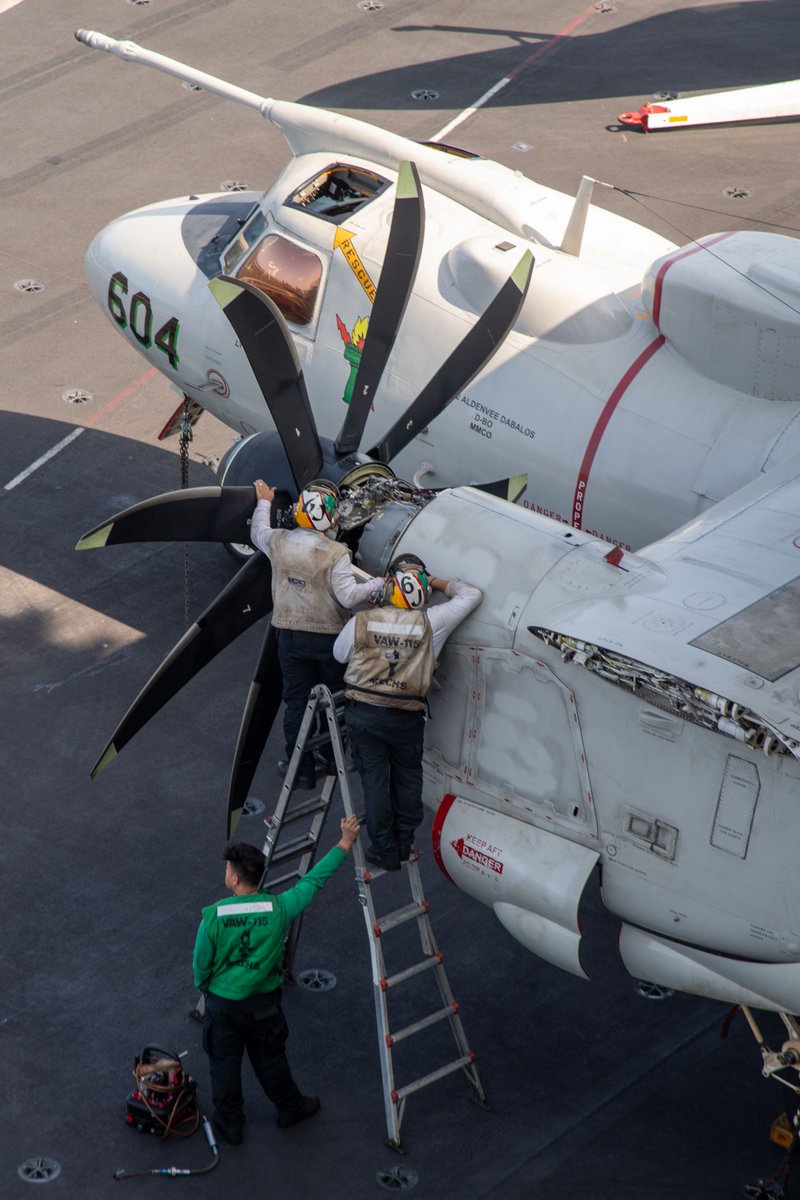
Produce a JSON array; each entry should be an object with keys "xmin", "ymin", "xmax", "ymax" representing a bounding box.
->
[
  {"xmin": 365, "ymin": 845, "xmax": 401, "ymax": 872},
  {"xmin": 276, "ymin": 1095, "xmax": 321, "ymax": 1129}
]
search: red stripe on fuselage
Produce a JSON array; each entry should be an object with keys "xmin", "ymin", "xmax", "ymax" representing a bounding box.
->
[
  {"xmin": 431, "ymin": 793, "xmax": 458, "ymax": 883},
  {"xmin": 571, "ymin": 335, "xmax": 665, "ymax": 530},
  {"xmin": 651, "ymin": 231, "xmax": 736, "ymax": 329},
  {"xmin": 570, "ymin": 231, "xmax": 738, "ymax": 531}
]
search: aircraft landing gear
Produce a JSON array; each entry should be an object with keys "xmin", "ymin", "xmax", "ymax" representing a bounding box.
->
[
  {"xmin": 743, "ymin": 1178, "xmax": 790, "ymax": 1200},
  {"xmin": 735, "ymin": 1007, "xmax": 800, "ymax": 1199}
]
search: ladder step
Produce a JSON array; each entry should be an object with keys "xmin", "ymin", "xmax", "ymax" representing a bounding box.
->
[
  {"xmin": 382, "ymin": 954, "xmax": 442, "ymax": 991},
  {"xmin": 388, "ymin": 1003, "xmax": 459, "ymax": 1044},
  {"xmin": 393, "ymin": 1054, "xmax": 476, "ymax": 1103},
  {"xmin": 270, "ymin": 796, "xmax": 328, "ymax": 824},
  {"xmin": 303, "ymin": 731, "xmax": 333, "ymax": 752},
  {"xmin": 374, "ymin": 901, "xmax": 427, "ymax": 935},
  {"xmin": 269, "ymin": 833, "xmax": 317, "ymax": 863},
  {"xmin": 303, "ymin": 724, "xmax": 346, "ymax": 753}
]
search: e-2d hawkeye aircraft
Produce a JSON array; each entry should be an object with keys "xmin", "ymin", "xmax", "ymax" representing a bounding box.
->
[
  {"xmin": 74, "ymin": 31, "xmax": 800, "ymax": 1120},
  {"xmin": 78, "ymin": 255, "xmax": 800, "ymax": 1128},
  {"xmin": 75, "ymin": 30, "xmax": 800, "ymax": 554}
]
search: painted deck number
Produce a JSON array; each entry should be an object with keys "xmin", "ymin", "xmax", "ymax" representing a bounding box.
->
[{"xmin": 108, "ymin": 272, "xmax": 180, "ymax": 369}]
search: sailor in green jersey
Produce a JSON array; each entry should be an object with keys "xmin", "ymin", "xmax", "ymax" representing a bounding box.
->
[{"xmin": 193, "ymin": 815, "xmax": 360, "ymax": 1143}]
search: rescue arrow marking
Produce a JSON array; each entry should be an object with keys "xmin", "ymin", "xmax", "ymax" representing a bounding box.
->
[{"xmin": 333, "ymin": 227, "xmax": 377, "ymax": 303}]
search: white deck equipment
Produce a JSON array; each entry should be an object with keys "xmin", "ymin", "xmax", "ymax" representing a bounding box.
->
[{"xmin": 620, "ymin": 79, "xmax": 800, "ymax": 131}]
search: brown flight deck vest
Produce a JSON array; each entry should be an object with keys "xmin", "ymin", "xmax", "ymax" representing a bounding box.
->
[
  {"xmin": 270, "ymin": 529, "xmax": 351, "ymax": 634},
  {"xmin": 345, "ymin": 607, "xmax": 436, "ymax": 712}
]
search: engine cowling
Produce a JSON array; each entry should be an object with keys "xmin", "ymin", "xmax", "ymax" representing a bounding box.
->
[{"xmin": 642, "ymin": 230, "xmax": 800, "ymax": 402}]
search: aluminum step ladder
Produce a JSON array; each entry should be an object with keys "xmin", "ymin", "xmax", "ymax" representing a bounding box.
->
[
  {"xmin": 188, "ymin": 685, "xmax": 344, "ymax": 1021},
  {"xmin": 256, "ymin": 684, "xmax": 347, "ymax": 979},
  {"xmin": 275, "ymin": 684, "xmax": 489, "ymax": 1150}
]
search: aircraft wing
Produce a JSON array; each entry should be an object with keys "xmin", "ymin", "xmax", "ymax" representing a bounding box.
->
[{"xmin": 529, "ymin": 452, "xmax": 800, "ymax": 753}]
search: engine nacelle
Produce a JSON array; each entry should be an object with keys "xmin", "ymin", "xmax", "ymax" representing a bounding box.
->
[
  {"xmin": 432, "ymin": 795, "xmax": 599, "ymax": 978},
  {"xmin": 217, "ymin": 430, "xmax": 381, "ymax": 498},
  {"xmin": 619, "ymin": 924, "xmax": 800, "ymax": 1014},
  {"xmin": 642, "ymin": 230, "xmax": 800, "ymax": 403}
]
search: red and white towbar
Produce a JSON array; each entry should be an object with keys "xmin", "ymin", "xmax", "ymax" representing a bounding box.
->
[{"xmin": 619, "ymin": 79, "xmax": 800, "ymax": 132}]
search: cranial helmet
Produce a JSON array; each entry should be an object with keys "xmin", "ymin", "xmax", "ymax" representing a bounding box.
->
[
  {"xmin": 294, "ymin": 480, "xmax": 339, "ymax": 532},
  {"xmin": 387, "ymin": 554, "xmax": 431, "ymax": 609}
]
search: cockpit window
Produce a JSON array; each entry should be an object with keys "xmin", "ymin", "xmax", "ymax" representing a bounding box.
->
[
  {"xmin": 221, "ymin": 207, "xmax": 266, "ymax": 275},
  {"xmin": 285, "ymin": 163, "xmax": 390, "ymax": 223},
  {"xmin": 236, "ymin": 233, "xmax": 323, "ymax": 326}
]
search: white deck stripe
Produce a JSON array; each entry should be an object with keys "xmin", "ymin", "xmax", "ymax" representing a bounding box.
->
[
  {"xmin": 0, "ymin": 0, "xmax": 28, "ymax": 13},
  {"xmin": 429, "ymin": 4, "xmax": 596, "ymax": 143},
  {"xmin": 4, "ymin": 427, "xmax": 84, "ymax": 491},
  {"xmin": 431, "ymin": 78, "xmax": 511, "ymax": 143},
  {"xmin": 3, "ymin": 367, "xmax": 157, "ymax": 493}
]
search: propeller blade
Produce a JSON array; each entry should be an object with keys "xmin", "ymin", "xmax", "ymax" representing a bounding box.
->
[
  {"xmin": 76, "ymin": 486, "xmax": 256, "ymax": 549},
  {"xmin": 227, "ymin": 622, "xmax": 283, "ymax": 838},
  {"xmin": 334, "ymin": 161, "xmax": 424, "ymax": 457},
  {"xmin": 209, "ymin": 276, "xmax": 324, "ymax": 489},
  {"xmin": 90, "ymin": 553, "xmax": 272, "ymax": 778},
  {"xmin": 369, "ymin": 250, "xmax": 534, "ymax": 464},
  {"xmin": 475, "ymin": 473, "xmax": 528, "ymax": 504}
]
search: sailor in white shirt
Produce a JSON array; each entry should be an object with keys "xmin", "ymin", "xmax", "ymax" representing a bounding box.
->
[
  {"xmin": 333, "ymin": 555, "xmax": 482, "ymax": 871},
  {"xmin": 251, "ymin": 478, "xmax": 383, "ymax": 788}
]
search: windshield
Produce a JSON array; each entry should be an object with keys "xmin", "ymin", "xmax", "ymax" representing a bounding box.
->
[{"xmin": 221, "ymin": 207, "xmax": 267, "ymax": 275}]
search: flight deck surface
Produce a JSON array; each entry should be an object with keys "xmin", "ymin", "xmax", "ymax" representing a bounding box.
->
[{"xmin": 1, "ymin": 1, "xmax": 799, "ymax": 1196}]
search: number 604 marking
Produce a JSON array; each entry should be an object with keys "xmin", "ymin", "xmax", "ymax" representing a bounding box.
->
[{"xmin": 108, "ymin": 271, "xmax": 180, "ymax": 369}]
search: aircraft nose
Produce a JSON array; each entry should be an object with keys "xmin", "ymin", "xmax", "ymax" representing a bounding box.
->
[
  {"xmin": 84, "ymin": 191, "xmax": 260, "ymax": 370},
  {"xmin": 85, "ymin": 197, "xmax": 206, "ymax": 354}
]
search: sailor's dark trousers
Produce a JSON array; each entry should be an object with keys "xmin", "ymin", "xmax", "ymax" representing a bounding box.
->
[
  {"xmin": 345, "ymin": 698, "xmax": 426, "ymax": 857},
  {"xmin": 276, "ymin": 629, "xmax": 345, "ymax": 769},
  {"xmin": 202, "ymin": 990, "xmax": 303, "ymax": 1133}
]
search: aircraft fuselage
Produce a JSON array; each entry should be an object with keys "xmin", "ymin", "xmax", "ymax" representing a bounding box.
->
[{"xmin": 85, "ymin": 130, "xmax": 800, "ymax": 554}]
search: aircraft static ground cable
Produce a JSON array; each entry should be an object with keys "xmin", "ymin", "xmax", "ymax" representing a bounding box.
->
[
  {"xmin": 112, "ymin": 1117, "xmax": 220, "ymax": 1180},
  {"xmin": 589, "ymin": 178, "xmax": 800, "ymax": 320},
  {"xmin": 609, "ymin": 183, "xmax": 800, "ymax": 237}
]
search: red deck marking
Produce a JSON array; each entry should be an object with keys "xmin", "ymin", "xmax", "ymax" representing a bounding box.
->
[
  {"xmin": 651, "ymin": 232, "xmax": 735, "ymax": 329},
  {"xmin": 431, "ymin": 4, "xmax": 599, "ymax": 142},
  {"xmin": 3, "ymin": 367, "xmax": 160, "ymax": 492},
  {"xmin": 83, "ymin": 366, "xmax": 158, "ymax": 428},
  {"xmin": 505, "ymin": 5, "xmax": 598, "ymax": 81},
  {"xmin": 431, "ymin": 793, "xmax": 458, "ymax": 883},
  {"xmin": 571, "ymin": 336, "xmax": 665, "ymax": 529}
]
